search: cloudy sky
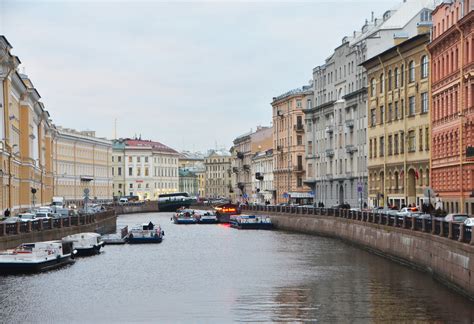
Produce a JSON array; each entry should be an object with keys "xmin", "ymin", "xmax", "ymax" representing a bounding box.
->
[{"xmin": 0, "ymin": 0, "xmax": 399, "ymax": 152}]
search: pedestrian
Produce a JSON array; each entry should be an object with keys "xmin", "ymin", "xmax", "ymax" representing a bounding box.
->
[{"xmin": 4, "ymin": 208, "xmax": 10, "ymax": 217}]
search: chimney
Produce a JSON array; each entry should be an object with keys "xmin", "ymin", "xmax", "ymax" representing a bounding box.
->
[{"xmin": 371, "ymin": 11, "xmax": 374, "ymax": 22}]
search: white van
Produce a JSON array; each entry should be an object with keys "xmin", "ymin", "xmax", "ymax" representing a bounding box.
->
[
  {"xmin": 52, "ymin": 196, "xmax": 65, "ymax": 207},
  {"xmin": 119, "ymin": 197, "xmax": 128, "ymax": 204}
]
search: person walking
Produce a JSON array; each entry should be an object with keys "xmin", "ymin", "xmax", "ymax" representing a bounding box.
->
[{"xmin": 4, "ymin": 208, "xmax": 10, "ymax": 217}]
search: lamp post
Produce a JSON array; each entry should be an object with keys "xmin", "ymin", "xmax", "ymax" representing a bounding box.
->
[{"xmin": 8, "ymin": 143, "xmax": 18, "ymax": 211}]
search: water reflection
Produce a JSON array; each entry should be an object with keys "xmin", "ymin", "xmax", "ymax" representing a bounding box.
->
[{"xmin": 0, "ymin": 213, "xmax": 472, "ymax": 323}]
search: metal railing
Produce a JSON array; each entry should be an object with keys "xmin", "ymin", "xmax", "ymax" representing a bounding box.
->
[
  {"xmin": 0, "ymin": 210, "xmax": 115, "ymax": 237},
  {"xmin": 242, "ymin": 205, "xmax": 474, "ymax": 245}
]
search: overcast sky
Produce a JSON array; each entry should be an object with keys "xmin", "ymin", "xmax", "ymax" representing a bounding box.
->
[{"xmin": 0, "ymin": 0, "xmax": 400, "ymax": 152}]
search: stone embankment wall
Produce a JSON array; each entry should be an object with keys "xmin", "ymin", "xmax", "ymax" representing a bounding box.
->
[
  {"xmin": 0, "ymin": 210, "xmax": 116, "ymax": 250},
  {"xmin": 249, "ymin": 209, "xmax": 474, "ymax": 300},
  {"xmin": 113, "ymin": 201, "xmax": 159, "ymax": 214}
]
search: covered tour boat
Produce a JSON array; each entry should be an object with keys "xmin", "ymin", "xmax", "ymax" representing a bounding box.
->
[
  {"xmin": 62, "ymin": 232, "xmax": 104, "ymax": 256},
  {"xmin": 173, "ymin": 209, "xmax": 197, "ymax": 224},
  {"xmin": 229, "ymin": 215, "xmax": 273, "ymax": 230},
  {"xmin": 0, "ymin": 241, "xmax": 76, "ymax": 274},
  {"xmin": 194, "ymin": 210, "xmax": 218, "ymax": 224},
  {"xmin": 127, "ymin": 222, "xmax": 164, "ymax": 243}
]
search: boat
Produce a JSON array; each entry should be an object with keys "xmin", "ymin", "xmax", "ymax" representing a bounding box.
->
[
  {"xmin": 127, "ymin": 222, "xmax": 164, "ymax": 243},
  {"xmin": 62, "ymin": 232, "xmax": 104, "ymax": 256},
  {"xmin": 173, "ymin": 209, "xmax": 197, "ymax": 224},
  {"xmin": 158, "ymin": 192, "xmax": 196, "ymax": 212},
  {"xmin": 229, "ymin": 214, "xmax": 273, "ymax": 230},
  {"xmin": 194, "ymin": 210, "xmax": 218, "ymax": 224},
  {"xmin": 0, "ymin": 241, "xmax": 76, "ymax": 274},
  {"xmin": 214, "ymin": 203, "xmax": 240, "ymax": 223}
]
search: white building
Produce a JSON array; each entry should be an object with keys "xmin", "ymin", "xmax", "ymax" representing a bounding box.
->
[
  {"xmin": 112, "ymin": 138, "xmax": 180, "ymax": 200},
  {"xmin": 204, "ymin": 149, "xmax": 231, "ymax": 199},
  {"xmin": 251, "ymin": 149, "xmax": 274, "ymax": 204}
]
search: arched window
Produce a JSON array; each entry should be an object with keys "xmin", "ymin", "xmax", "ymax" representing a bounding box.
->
[
  {"xmin": 409, "ymin": 60, "xmax": 415, "ymax": 82},
  {"xmin": 421, "ymin": 55, "xmax": 428, "ymax": 79},
  {"xmin": 379, "ymin": 73, "xmax": 384, "ymax": 93},
  {"xmin": 371, "ymin": 78, "xmax": 376, "ymax": 97},
  {"xmin": 388, "ymin": 70, "xmax": 392, "ymax": 90},
  {"xmin": 394, "ymin": 67, "xmax": 399, "ymax": 88}
]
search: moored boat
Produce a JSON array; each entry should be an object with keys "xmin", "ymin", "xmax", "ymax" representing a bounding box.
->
[
  {"xmin": 127, "ymin": 222, "xmax": 164, "ymax": 243},
  {"xmin": 62, "ymin": 232, "xmax": 104, "ymax": 256},
  {"xmin": 194, "ymin": 210, "xmax": 218, "ymax": 224},
  {"xmin": 229, "ymin": 214, "xmax": 273, "ymax": 230},
  {"xmin": 158, "ymin": 192, "xmax": 195, "ymax": 212},
  {"xmin": 173, "ymin": 209, "xmax": 197, "ymax": 224},
  {"xmin": 0, "ymin": 241, "xmax": 76, "ymax": 274}
]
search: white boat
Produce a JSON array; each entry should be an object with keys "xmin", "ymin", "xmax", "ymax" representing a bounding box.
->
[
  {"xmin": 62, "ymin": 232, "xmax": 104, "ymax": 256},
  {"xmin": 194, "ymin": 210, "xmax": 218, "ymax": 224},
  {"xmin": 127, "ymin": 222, "xmax": 164, "ymax": 243},
  {"xmin": 0, "ymin": 241, "xmax": 76, "ymax": 274}
]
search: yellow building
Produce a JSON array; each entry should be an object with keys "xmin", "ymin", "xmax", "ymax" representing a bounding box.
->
[
  {"xmin": 0, "ymin": 36, "xmax": 54, "ymax": 214},
  {"xmin": 362, "ymin": 32, "xmax": 431, "ymax": 208},
  {"xmin": 271, "ymin": 86, "xmax": 313, "ymax": 204},
  {"xmin": 53, "ymin": 126, "xmax": 112, "ymax": 203}
]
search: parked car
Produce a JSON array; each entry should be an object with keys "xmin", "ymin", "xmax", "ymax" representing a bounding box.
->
[
  {"xmin": 119, "ymin": 197, "xmax": 129, "ymax": 204},
  {"xmin": 0, "ymin": 216, "xmax": 22, "ymax": 224},
  {"xmin": 397, "ymin": 207, "xmax": 419, "ymax": 217},
  {"xmin": 18, "ymin": 213, "xmax": 36, "ymax": 222},
  {"xmin": 444, "ymin": 214, "xmax": 469, "ymax": 223},
  {"xmin": 463, "ymin": 218, "xmax": 474, "ymax": 227},
  {"xmin": 34, "ymin": 212, "xmax": 52, "ymax": 220}
]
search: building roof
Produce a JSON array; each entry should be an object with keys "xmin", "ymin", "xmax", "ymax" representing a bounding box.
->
[
  {"xmin": 115, "ymin": 138, "xmax": 178, "ymax": 154},
  {"xmin": 179, "ymin": 151, "xmax": 205, "ymax": 161},
  {"xmin": 206, "ymin": 149, "xmax": 231, "ymax": 158}
]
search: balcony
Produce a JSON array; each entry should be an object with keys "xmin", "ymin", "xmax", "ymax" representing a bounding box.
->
[
  {"xmin": 232, "ymin": 167, "xmax": 239, "ymax": 173},
  {"xmin": 294, "ymin": 165, "xmax": 304, "ymax": 173},
  {"xmin": 345, "ymin": 145, "xmax": 358, "ymax": 154},
  {"xmin": 277, "ymin": 145, "xmax": 284, "ymax": 151},
  {"xmin": 237, "ymin": 152, "xmax": 244, "ymax": 160},
  {"xmin": 294, "ymin": 124, "xmax": 304, "ymax": 132},
  {"xmin": 325, "ymin": 149, "xmax": 334, "ymax": 158},
  {"xmin": 345, "ymin": 119, "xmax": 354, "ymax": 128},
  {"xmin": 345, "ymin": 171, "xmax": 353, "ymax": 178},
  {"xmin": 325, "ymin": 125, "xmax": 334, "ymax": 134},
  {"xmin": 326, "ymin": 174, "xmax": 333, "ymax": 180},
  {"xmin": 237, "ymin": 182, "xmax": 245, "ymax": 190},
  {"xmin": 243, "ymin": 164, "xmax": 251, "ymax": 172}
]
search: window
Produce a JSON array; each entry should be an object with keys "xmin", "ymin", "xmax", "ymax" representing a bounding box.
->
[
  {"xmin": 297, "ymin": 177, "xmax": 303, "ymax": 187},
  {"xmin": 409, "ymin": 96, "xmax": 416, "ymax": 116},
  {"xmin": 394, "ymin": 101, "xmax": 399, "ymax": 120},
  {"xmin": 137, "ymin": 167, "xmax": 141, "ymax": 176},
  {"xmin": 409, "ymin": 61, "xmax": 415, "ymax": 83},
  {"xmin": 128, "ymin": 156, "xmax": 132, "ymax": 163},
  {"xmin": 421, "ymin": 92, "xmax": 429, "ymax": 113},
  {"xmin": 401, "ymin": 64, "xmax": 405, "ymax": 86},
  {"xmin": 369, "ymin": 139, "xmax": 372, "ymax": 158},
  {"xmin": 371, "ymin": 78, "xmax": 376, "ymax": 97},
  {"xmin": 394, "ymin": 134, "xmax": 399, "ymax": 155},
  {"xmin": 379, "ymin": 73, "xmax": 384, "ymax": 93},
  {"xmin": 401, "ymin": 99, "xmax": 405, "ymax": 118},
  {"xmin": 374, "ymin": 138, "xmax": 377, "ymax": 157},
  {"xmin": 370, "ymin": 109, "xmax": 376, "ymax": 127},
  {"xmin": 112, "ymin": 167, "xmax": 114, "ymax": 176},
  {"xmin": 388, "ymin": 70, "xmax": 392, "ymax": 90},
  {"xmin": 145, "ymin": 167, "xmax": 149, "ymax": 176},
  {"xmin": 307, "ymin": 141, "xmax": 313, "ymax": 155},
  {"xmin": 380, "ymin": 136, "xmax": 384, "ymax": 157},
  {"xmin": 380, "ymin": 106, "xmax": 385, "ymax": 124},
  {"xmin": 118, "ymin": 167, "xmax": 122, "ymax": 176},
  {"xmin": 145, "ymin": 157, "xmax": 148, "ymax": 163},
  {"xmin": 112, "ymin": 156, "xmax": 114, "ymax": 162},
  {"xmin": 388, "ymin": 135, "xmax": 393, "ymax": 156},
  {"xmin": 129, "ymin": 167, "xmax": 133, "ymax": 176},
  {"xmin": 296, "ymin": 99, "xmax": 302, "ymax": 108},
  {"xmin": 408, "ymin": 130, "xmax": 416, "ymax": 152},
  {"xmin": 129, "ymin": 183, "xmax": 133, "ymax": 189},
  {"xmin": 394, "ymin": 68, "xmax": 399, "ymax": 88},
  {"xmin": 118, "ymin": 156, "xmax": 122, "ymax": 162},
  {"xmin": 118, "ymin": 183, "xmax": 122, "ymax": 189},
  {"xmin": 388, "ymin": 103, "xmax": 393, "ymax": 122},
  {"xmin": 421, "ymin": 55, "xmax": 429, "ymax": 79}
]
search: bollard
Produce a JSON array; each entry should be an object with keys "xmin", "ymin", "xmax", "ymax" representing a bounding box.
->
[
  {"xmin": 448, "ymin": 222, "xmax": 453, "ymax": 239},
  {"xmin": 402, "ymin": 216, "xmax": 406, "ymax": 229},
  {"xmin": 411, "ymin": 217, "xmax": 416, "ymax": 230},
  {"xmin": 458, "ymin": 224, "xmax": 465, "ymax": 242}
]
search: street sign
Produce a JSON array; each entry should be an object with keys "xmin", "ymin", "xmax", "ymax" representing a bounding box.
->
[
  {"xmin": 309, "ymin": 191, "xmax": 315, "ymax": 197},
  {"xmin": 242, "ymin": 193, "xmax": 248, "ymax": 199},
  {"xmin": 282, "ymin": 192, "xmax": 289, "ymax": 198},
  {"xmin": 357, "ymin": 183, "xmax": 363, "ymax": 193}
]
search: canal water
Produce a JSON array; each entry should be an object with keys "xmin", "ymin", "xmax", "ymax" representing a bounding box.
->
[{"xmin": 0, "ymin": 212, "xmax": 473, "ymax": 323}]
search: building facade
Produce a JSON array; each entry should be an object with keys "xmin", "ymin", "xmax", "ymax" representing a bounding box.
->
[
  {"xmin": 0, "ymin": 36, "xmax": 55, "ymax": 214},
  {"xmin": 178, "ymin": 168, "xmax": 199, "ymax": 197},
  {"xmin": 231, "ymin": 131, "xmax": 252, "ymax": 202},
  {"xmin": 112, "ymin": 138, "xmax": 180, "ymax": 200},
  {"xmin": 53, "ymin": 127, "xmax": 112, "ymax": 202},
  {"xmin": 271, "ymin": 87, "xmax": 313, "ymax": 204},
  {"xmin": 363, "ymin": 31, "xmax": 431, "ymax": 208},
  {"xmin": 204, "ymin": 149, "xmax": 231, "ymax": 199},
  {"xmin": 178, "ymin": 151, "xmax": 206, "ymax": 198},
  {"xmin": 429, "ymin": 1, "xmax": 474, "ymax": 214},
  {"xmin": 251, "ymin": 149, "xmax": 274, "ymax": 204}
]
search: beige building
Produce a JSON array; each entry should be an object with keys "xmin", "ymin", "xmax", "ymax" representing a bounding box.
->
[
  {"xmin": 362, "ymin": 31, "xmax": 431, "ymax": 208},
  {"xmin": 271, "ymin": 86, "xmax": 313, "ymax": 204},
  {"xmin": 178, "ymin": 151, "xmax": 206, "ymax": 198},
  {"xmin": 205, "ymin": 149, "xmax": 231, "ymax": 199},
  {"xmin": 112, "ymin": 138, "xmax": 179, "ymax": 200},
  {"xmin": 53, "ymin": 126, "xmax": 112, "ymax": 202},
  {"xmin": 0, "ymin": 36, "xmax": 55, "ymax": 214}
]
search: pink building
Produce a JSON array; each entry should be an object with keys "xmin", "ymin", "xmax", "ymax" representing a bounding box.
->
[{"xmin": 429, "ymin": 0, "xmax": 474, "ymax": 213}]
